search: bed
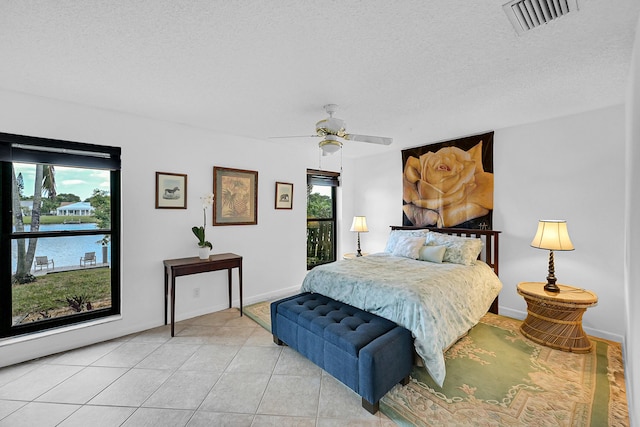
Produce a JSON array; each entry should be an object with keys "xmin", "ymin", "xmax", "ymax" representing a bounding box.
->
[{"xmin": 300, "ymin": 226, "xmax": 503, "ymax": 387}]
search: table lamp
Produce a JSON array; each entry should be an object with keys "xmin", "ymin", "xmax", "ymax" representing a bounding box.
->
[
  {"xmin": 530, "ymin": 220, "xmax": 574, "ymax": 293},
  {"xmin": 350, "ymin": 216, "xmax": 368, "ymax": 257}
]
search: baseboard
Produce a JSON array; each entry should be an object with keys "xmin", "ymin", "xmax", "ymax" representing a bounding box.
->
[
  {"xmin": 175, "ymin": 284, "xmax": 302, "ymax": 322},
  {"xmin": 583, "ymin": 326, "xmax": 624, "ymax": 344},
  {"xmin": 242, "ymin": 285, "xmax": 302, "ymax": 305},
  {"xmin": 499, "ymin": 306, "xmax": 623, "ymax": 344},
  {"xmin": 498, "ymin": 306, "xmax": 526, "ymax": 321}
]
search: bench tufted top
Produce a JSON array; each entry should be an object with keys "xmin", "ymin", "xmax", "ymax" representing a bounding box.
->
[{"xmin": 274, "ymin": 292, "xmax": 398, "ymax": 357}]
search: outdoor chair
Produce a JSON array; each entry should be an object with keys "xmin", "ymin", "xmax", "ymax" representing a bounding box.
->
[
  {"xmin": 80, "ymin": 251, "xmax": 96, "ymax": 267},
  {"xmin": 34, "ymin": 256, "xmax": 54, "ymax": 271}
]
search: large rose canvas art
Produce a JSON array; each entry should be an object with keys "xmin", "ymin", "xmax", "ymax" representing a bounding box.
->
[{"xmin": 402, "ymin": 132, "xmax": 494, "ymax": 229}]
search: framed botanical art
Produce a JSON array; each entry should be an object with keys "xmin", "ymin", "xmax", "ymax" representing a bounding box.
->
[
  {"xmin": 275, "ymin": 182, "xmax": 293, "ymax": 209},
  {"xmin": 155, "ymin": 172, "xmax": 187, "ymax": 209},
  {"xmin": 213, "ymin": 166, "xmax": 258, "ymax": 225}
]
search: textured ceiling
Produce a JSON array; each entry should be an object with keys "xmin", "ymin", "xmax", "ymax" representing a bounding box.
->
[{"xmin": 0, "ymin": 1, "xmax": 638, "ymax": 158}]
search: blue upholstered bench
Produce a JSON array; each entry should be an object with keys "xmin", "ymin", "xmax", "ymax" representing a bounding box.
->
[{"xmin": 271, "ymin": 292, "xmax": 413, "ymax": 414}]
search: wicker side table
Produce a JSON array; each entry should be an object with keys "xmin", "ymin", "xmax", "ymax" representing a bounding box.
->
[{"xmin": 517, "ymin": 282, "xmax": 598, "ymax": 353}]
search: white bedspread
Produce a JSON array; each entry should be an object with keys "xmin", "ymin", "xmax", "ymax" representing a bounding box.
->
[{"xmin": 300, "ymin": 252, "xmax": 503, "ymax": 386}]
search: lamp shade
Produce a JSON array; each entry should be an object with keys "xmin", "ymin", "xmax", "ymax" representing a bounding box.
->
[
  {"xmin": 530, "ymin": 220, "xmax": 574, "ymax": 251},
  {"xmin": 319, "ymin": 136, "xmax": 342, "ymax": 155},
  {"xmin": 350, "ymin": 216, "xmax": 368, "ymax": 233}
]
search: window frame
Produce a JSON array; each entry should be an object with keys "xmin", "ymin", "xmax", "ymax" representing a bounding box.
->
[
  {"xmin": 306, "ymin": 169, "xmax": 339, "ymax": 270},
  {"xmin": 0, "ymin": 132, "xmax": 121, "ymax": 338}
]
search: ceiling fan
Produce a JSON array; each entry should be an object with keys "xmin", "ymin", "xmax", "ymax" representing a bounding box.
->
[{"xmin": 273, "ymin": 104, "xmax": 393, "ymax": 155}]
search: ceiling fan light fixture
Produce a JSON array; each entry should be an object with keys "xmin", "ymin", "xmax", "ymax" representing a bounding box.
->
[{"xmin": 319, "ymin": 136, "xmax": 342, "ymax": 155}]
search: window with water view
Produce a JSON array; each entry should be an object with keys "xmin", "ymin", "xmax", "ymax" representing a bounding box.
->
[{"xmin": 1, "ymin": 133, "xmax": 120, "ymax": 338}]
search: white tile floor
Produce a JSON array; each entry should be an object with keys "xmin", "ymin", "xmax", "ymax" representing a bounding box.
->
[{"xmin": 0, "ymin": 309, "xmax": 396, "ymax": 426}]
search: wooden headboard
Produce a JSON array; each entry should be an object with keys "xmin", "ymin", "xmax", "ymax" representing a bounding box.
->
[{"xmin": 391, "ymin": 226, "xmax": 501, "ymax": 314}]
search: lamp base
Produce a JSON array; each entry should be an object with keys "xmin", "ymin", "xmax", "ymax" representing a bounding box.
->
[
  {"xmin": 544, "ymin": 282, "xmax": 560, "ymax": 293},
  {"xmin": 544, "ymin": 250, "xmax": 560, "ymax": 292},
  {"xmin": 356, "ymin": 250, "xmax": 362, "ymax": 257}
]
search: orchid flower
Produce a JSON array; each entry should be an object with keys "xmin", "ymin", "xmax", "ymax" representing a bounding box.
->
[{"xmin": 193, "ymin": 193, "xmax": 215, "ymax": 249}]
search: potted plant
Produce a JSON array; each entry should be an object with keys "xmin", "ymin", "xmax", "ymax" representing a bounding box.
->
[{"xmin": 193, "ymin": 193, "xmax": 214, "ymax": 259}]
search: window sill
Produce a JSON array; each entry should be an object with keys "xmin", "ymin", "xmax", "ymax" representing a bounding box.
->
[{"xmin": 0, "ymin": 314, "xmax": 122, "ymax": 347}]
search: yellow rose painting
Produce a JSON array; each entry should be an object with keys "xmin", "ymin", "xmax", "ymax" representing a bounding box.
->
[{"xmin": 402, "ymin": 132, "xmax": 494, "ymax": 228}]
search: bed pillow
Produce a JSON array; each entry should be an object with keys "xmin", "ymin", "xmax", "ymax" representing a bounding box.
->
[
  {"xmin": 418, "ymin": 245, "xmax": 446, "ymax": 263},
  {"xmin": 384, "ymin": 229, "xmax": 431, "ymax": 253},
  {"xmin": 391, "ymin": 235, "xmax": 427, "ymax": 259},
  {"xmin": 426, "ymin": 232, "xmax": 483, "ymax": 266}
]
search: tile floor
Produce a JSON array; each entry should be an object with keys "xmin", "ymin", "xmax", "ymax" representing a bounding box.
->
[{"xmin": 0, "ymin": 309, "xmax": 396, "ymax": 426}]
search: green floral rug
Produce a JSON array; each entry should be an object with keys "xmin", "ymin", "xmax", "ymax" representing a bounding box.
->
[
  {"xmin": 244, "ymin": 301, "xmax": 629, "ymax": 426},
  {"xmin": 244, "ymin": 299, "xmax": 271, "ymax": 331}
]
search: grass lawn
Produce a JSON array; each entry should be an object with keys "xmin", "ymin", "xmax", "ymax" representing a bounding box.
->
[
  {"xmin": 20, "ymin": 215, "xmax": 97, "ymax": 225},
  {"xmin": 12, "ymin": 268, "xmax": 111, "ymax": 317}
]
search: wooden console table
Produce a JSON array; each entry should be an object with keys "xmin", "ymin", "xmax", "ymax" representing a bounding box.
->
[
  {"xmin": 164, "ymin": 253, "xmax": 243, "ymax": 337},
  {"xmin": 517, "ymin": 282, "xmax": 597, "ymax": 353}
]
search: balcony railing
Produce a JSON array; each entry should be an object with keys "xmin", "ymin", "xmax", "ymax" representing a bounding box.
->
[{"xmin": 307, "ymin": 221, "xmax": 335, "ymax": 269}]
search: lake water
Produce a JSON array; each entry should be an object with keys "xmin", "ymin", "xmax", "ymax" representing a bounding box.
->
[{"xmin": 11, "ymin": 223, "xmax": 111, "ymax": 273}]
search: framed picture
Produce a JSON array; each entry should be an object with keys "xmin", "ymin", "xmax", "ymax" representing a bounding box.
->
[
  {"xmin": 401, "ymin": 131, "xmax": 494, "ymax": 229},
  {"xmin": 275, "ymin": 182, "xmax": 293, "ymax": 209},
  {"xmin": 155, "ymin": 172, "xmax": 187, "ymax": 209},
  {"xmin": 213, "ymin": 166, "xmax": 258, "ymax": 225}
]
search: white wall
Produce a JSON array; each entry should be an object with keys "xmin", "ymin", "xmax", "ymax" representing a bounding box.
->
[
  {"xmin": 495, "ymin": 106, "xmax": 626, "ymax": 341},
  {"xmin": 351, "ymin": 105, "xmax": 627, "ymax": 343},
  {"xmin": 624, "ymin": 13, "xmax": 640, "ymax": 427},
  {"xmin": 341, "ymin": 151, "xmax": 402, "ymax": 254},
  {"xmin": 0, "ymin": 89, "xmax": 310, "ymax": 366}
]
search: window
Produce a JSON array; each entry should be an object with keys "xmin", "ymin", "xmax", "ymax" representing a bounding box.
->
[
  {"xmin": 307, "ymin": 169, "xmax": 339, "ymax": 269},
  {"xmin": 0, "ymin": 132, "xmax": 121, "ymax": 338}
]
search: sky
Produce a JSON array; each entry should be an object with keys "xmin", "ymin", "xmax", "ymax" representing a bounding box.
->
[{"xmin": 14, "ymin": 163, "xmax": 110, "ymax": 201}]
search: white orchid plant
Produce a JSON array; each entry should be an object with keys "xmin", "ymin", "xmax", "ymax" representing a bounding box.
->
[{"xmin": 192, "ymin": 193, "xmax": 214, "ymax": 249}]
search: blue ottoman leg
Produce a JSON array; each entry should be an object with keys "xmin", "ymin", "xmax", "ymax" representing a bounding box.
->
[
  {"xmin": 359, "ymin": 327, "xmax": 413, "ymax": 414},
  {"xmin": 362, "ymin": 398, "xmax": 379, "ymax": 415}
]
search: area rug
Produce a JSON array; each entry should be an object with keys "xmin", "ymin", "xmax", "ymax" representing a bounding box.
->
[
  {"xmin": 243, "ymin": 301, "xmax": 629, "ymax": 426},
  {"xmin": 244, "ymin": 299, "xmax": 272, "ymax": 331}
]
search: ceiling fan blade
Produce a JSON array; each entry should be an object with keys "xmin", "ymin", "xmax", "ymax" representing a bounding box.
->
[
  {"xmin": 268, "ymin": 135, "xmax": 320, "ymax": 139},
  {"xmin": 343, "ymin": 133, "xmax": 392, "ymax": 145}
]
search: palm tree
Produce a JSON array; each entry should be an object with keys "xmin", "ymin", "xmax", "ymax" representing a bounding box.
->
[
  {"xmin": 12, "ymin": 164, "xmax": 56, "ymax": 283},
  {"xmin": 42, "ymin": 165, "xmax": 56, "ymax": 198}
]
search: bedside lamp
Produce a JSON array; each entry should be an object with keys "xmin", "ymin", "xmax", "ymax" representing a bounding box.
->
[
  {"xmin": 530, "ymin": 220, "xmax": 574, "ymax": 293},
  {"xmin": 350, "ymin": 216, "xmax": 368, "ymax": 257}
]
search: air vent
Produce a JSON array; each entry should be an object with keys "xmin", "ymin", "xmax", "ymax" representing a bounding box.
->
[{"xmin": 503, "ymin": 0, "xmax": 578, "ymax": 35}]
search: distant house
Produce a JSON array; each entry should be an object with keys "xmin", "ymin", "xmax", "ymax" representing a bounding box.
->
[
  {"xmin": 19, "ymin": 199, "xmax": 41, "ymax": 216},
  {"xmin": 56, "ymin": 201, "xmax": 95, "ymax": 216}
]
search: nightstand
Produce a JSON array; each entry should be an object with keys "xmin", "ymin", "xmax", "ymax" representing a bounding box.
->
[
  {"xmin": 517, "ymin": 282, "xmax": 598, "ymax": 353},
  {"xmin": 343, "ymin": 252, "xmax": 369, "ymax": 259}
]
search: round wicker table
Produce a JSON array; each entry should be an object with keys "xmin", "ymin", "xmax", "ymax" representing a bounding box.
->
[{"xmin": 517, "ymin": 282, "xmax": 598, "ymax": 353}]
